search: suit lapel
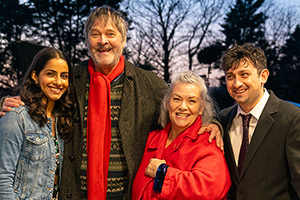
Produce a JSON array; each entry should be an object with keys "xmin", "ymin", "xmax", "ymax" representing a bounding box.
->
[
  {"xmin": 73, "ymin": 62, "xmax": 89, "ymax": 128},
  {"xmin": 223, "ymin": 106, "xmax": 240, "ymax": 184},
  {"xmin": 119, "ymin": 61, "xmax": 132, "ymax": 116},
  {"xmin": 239, "ymin": 91, "xmax": 279, "ymax": 178}
]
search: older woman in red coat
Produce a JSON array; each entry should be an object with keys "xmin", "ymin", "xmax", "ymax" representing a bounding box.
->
[{"xmin": 132, "ymin": 71, "xmax": 231, "ymax": 200}]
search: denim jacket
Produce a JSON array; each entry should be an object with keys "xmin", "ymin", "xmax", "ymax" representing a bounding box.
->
[{"xmin": 0, "ymin": 106, "xmax": 64, "ymax": 200}]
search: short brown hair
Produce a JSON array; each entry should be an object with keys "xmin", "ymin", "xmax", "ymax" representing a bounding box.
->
[{"xmin": 221, "ymin": 43, "xmax": 267, "ymax": 74}]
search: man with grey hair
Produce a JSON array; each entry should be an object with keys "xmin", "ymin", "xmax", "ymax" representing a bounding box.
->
[{"xmin": 60, "ymin": 6, "xmax": 167, "ymax": 199}]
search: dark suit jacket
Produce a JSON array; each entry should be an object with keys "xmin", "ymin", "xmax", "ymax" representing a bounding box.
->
[
  {"xmin": 218, "ymin": 91, "xmax": 300, "ymax": 200},
  {"xmin": 59, "ymin": 59, "xmax": 167, "ymax": 200}
]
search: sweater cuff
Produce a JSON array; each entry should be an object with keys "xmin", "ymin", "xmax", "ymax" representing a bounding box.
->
[{"xmin": 153, "ymin": 163, "xmax": 169, "ymax": 193}]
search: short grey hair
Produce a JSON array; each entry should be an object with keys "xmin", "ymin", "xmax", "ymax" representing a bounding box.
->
[
  {"xmin": 84, "ymin": 6, "xmax": 128, "ymax": 42},
  {"xmin": 158, "ymin": 71, "xmax": 217, "ymax": 127}
]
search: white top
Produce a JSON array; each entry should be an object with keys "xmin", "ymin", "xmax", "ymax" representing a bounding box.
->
[{"xmin": 229, "ymin": 89, "xmax": 270, "ymax": 166}]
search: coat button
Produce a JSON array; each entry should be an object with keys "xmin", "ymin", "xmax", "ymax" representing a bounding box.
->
[
  {"xmin": 238, "ymin": 190, "xmax": 244, "ymax": 195},
  {"xmin": 69, "ymin": 155, "xmax": 74, "ymax": 161},
  {"xmin": 74, "ymin": 117, "xmax": 79, "ymax": 123},
  {"xmin": 66, "ymin": 192, "xmax": 72, "ymax": 198}
]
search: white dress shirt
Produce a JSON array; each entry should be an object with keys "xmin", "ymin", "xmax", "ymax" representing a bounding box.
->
[{"xmin": 229, "ymin": 89, "xmax": 270, "ymax": 166}]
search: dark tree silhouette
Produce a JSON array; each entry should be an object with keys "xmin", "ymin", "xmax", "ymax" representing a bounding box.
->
[
  {"xmin": 0, "ymin": 0, "xmax": 33, "ymax": 96},
  {"xmin": 197, "ymin": 43, "xmax": 223, "ymax": 65},
  {"xmin": 221, "ymin": 0, "xmax": 268, "ymax": 49},
  {"xmin": 273, "ymin": 25, "xmax": 300, "ymax": 102},
  {"xmin": 197, "ymin": 42, "xmax": 224, "ymax": 86}
]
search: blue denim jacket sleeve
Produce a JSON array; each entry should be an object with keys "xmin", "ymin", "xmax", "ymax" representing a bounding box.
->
[{"xmin": 0, "ymin": 109, "xmax": 24, "ymax": 199}]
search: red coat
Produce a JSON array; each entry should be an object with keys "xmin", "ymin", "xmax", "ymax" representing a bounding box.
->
[{"xmin": 132, "ymin": 116, "xmax": 231, "ymax": 200}]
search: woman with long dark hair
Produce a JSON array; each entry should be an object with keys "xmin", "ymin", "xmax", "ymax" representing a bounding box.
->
[{"xmin": 0, "ymin": 47, "xmax": 74, "ymax": 199}]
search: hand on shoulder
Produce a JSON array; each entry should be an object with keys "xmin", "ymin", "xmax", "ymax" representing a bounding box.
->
[{"xmin": 0, "ymin": 96, "xmax": 25, "ymax": 117}]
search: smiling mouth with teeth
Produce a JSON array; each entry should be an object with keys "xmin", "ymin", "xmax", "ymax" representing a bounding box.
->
[
  {"xmin": 50, "ymin": 87, "xmax": 63, "ymax": 94},
  {"xmin": 235, "ymin": 89, "xmax": 246, "ymax": 94},
  {"xmin": 98, "ymin": 49, "xmax": 110, "ymax": 52},
  {"xmin": 176, "ymin": 113, "xmax": 190, "ymax": 117}
]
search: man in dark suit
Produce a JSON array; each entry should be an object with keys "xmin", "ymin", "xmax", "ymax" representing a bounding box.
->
[{"xmin": 218, "ymin": 43, "xmax": 300, "ymax": 200}]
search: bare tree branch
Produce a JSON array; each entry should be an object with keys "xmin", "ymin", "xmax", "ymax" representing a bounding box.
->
[
  {"xmin": 186, "ymin": 0, "xmax": 225, "ymax": 70},
  {"xmin": 126, "ymin": 0, "xmax": 192, "ymax": 81}
]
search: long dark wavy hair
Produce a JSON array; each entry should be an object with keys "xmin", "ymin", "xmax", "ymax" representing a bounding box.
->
[{"xmin": 17, "ymin": 47, "xmax": 75, "ymax": 139}]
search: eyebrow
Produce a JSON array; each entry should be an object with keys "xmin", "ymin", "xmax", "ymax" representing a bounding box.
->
[
  {"xmin": 45, "ymin": 69, "xmax": 57, "ymax": 72},
  {"xmin": 90, "ymin": 27, "xmax": 117, "ymax": 32},
  {"xmin": 172, "ymin": 94, "xmax": 198, "ymax": 99},
  {"xmin": 45, "ymin": 69, "xmax": 69, "ymax": 74},
  {"xmin": 227, "ymin": 67, "xmax": 250, "ymax": 73}
]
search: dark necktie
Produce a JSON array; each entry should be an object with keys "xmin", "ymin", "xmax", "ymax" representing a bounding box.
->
[{"xmin": 238, "ymin": 114, "xmax": 252, "ymax": 174}]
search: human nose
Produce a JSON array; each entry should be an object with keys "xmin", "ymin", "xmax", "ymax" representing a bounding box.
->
[
  {"xmin": 179, "ymin": 100, "xmax": 187, "ymax": 110},
  {"xmin": 98, "ymin": 34, "xmax": 108, "ymax": 45},
  {"xmin": 53, "ymin": 76, "xmax": 62, "ymax": 85},
  {"xmin": 233, "ymin": 77, "xmax": 243, "ymax": 88}
]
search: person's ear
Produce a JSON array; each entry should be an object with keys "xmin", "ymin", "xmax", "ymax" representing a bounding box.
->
[
  {"xmin": 31, "ymin": 71, "xmax": 39, "ymax": 84},
  {"xmin": 166, "ymin": 103, "xmax": 170, "ymax": 112},
  {"xmin": 260, "ymin": 69, "xmax": 269, "ymax": 84},
  {"xmin": 199, "ymin": 106, "xmax": 204, "ymax": 115},
  {"xmin": 121, "ymin": 37, "xmax": 126, "ymax": 49}
]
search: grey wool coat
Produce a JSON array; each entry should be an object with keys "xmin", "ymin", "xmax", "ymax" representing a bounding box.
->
[{"xmin": 59, "ymin": 59, "xmax": 167, "ymax": 200}]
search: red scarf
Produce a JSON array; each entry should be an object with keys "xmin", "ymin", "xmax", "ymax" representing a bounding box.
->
[{"xmin": 87, "ymin": 55, "xmax": 125, "ymax": 200}]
